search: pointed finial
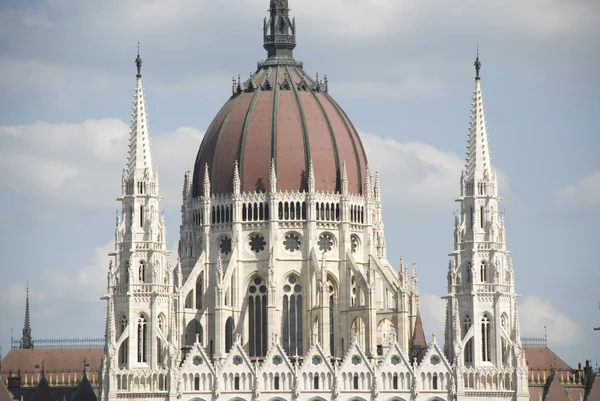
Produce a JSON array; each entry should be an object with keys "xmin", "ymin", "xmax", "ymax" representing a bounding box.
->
[
  {"xmin": 269, "ymin": 158, "xmax": 277, "ymax": 192},
  {"xmin": 341, "ymin": 161, "xmax": 348, "ymax": 195},
  {"xmin": 233, "ymin": 160, "xmax": 241, "ymax": 196},
  {"xmin": 374, "ymin": 170, "xmax": 381, "ymax": 201},
  {"xmin": 203, "ymin": 164, "xmax": 211, "ymax": 197},
  {"xmin": 308, "ymin": 159, "xmax": 315, "ymax": 193},
  {"xmin": 474, "ymin": 43, "xmax": 481, "ymax": 80},
  {"xmin": 135, "ymin": 41, "xmax": 142, "ymax": 78}
]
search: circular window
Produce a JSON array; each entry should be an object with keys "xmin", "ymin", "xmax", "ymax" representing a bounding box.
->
[
  {"xmin": 431, "ymin": 355, "xmax": 441, "ymax": 365},
  {"xmin": 273, "ymin": 356, "xmax": 282, "ymax": 366},
  {"xmin": 284, "ymin": 285, "xmax": 291, "ymax": 292},
  {"xmin": 312, "ymin": 356, "xmax": 322, "ymax": 365},
  {"xmin": 283, "ymin": 233, "xmax": 301, "ymax": 252},
  {"xmin": 391, "ymin": 355, "xmax": 400, "ymax": 365},
  {"xmin": 249, "ymin": 234, "xmax": 266, "ymax": 253},
  {"xmin": 294, "ymin": 284, "xmax": 302, "ymax": 292},
  {"xmin": 193, "ymin": 356, "xmax": 203, "ymax": 366},
  {"xmin": 351, "ymin": 235, "xmax": 359, "ymax": 253},
  {"xmin": 318, "ymin": 233, "xmax": 334, "ymax": 253},
  {"xmin": 233, "ymin": 356, "xmax": 243, "ymax": 366},
  {"xmin": 351, "ymin": 355, "xmax": 361, "ymax": 365},
  {"xmin": 219, "ymin": 236, "xmax": 232, "ymax": 255}
]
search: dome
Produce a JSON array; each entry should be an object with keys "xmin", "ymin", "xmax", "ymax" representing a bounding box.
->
[{"xmin": 192, "ymin": 2, "xmax": 368, "ymax": 197}]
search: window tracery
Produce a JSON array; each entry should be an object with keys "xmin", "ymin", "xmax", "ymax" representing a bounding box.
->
[
  {"xmin": 248, "ymin": 276, "xmax": 268, "ymax": 357},
  {"xmin": 137, "ymin": 315, "xmax": 147, "ymax": 363},
  {"xmin": 282, "ymin": 275, "xmax": 303, "ymax": 357}
]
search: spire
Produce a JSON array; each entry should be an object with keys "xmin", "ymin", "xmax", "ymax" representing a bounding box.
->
[
  {"xmin": 22, "ymin": 283, "xmax": 33, "ymax": 349},
  {"xmin": 411, "ymin": 262, "xmax": 419, "ymax": 295},
  {"xmin": 475, "ymin": 44, "xmax": 481, "ymax": 80},
  {"xmin": 374, "ymin": 170, "xmax": 381, "ymax": 202},
  {"xmin": 263, "ymin": 0, "xmax": 296, "ymax": 59},
  {"xmin": 127, "ymin": 44, "xmax": 153, "ymax": 177},
  {"xmin": 465, "ymin": 51, "xmax": 492, "ymax": 183}
]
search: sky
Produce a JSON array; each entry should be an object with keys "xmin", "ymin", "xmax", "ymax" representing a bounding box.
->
[{"xmin": 0, "ymin": 0, "xmax": 598, "ymax": 368}]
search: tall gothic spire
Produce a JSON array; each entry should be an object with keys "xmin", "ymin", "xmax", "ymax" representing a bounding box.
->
[
  {"xmin": 127, "ymin": 44, "xmax": 153, "ymax": 177},
  {"xmin": 263, "ymin": 0, "xmax": 296, "ymax": 59},
  {"xmin": 465, "ymin": 51, "xmax": 492, "ymax": 183},
  {"xmin": 22, "ymin": 283, "xmax": 33, "ymax": 349}
]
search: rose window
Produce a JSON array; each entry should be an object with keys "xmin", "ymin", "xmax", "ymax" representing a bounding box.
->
[
  {"xmin": 219, "ymin": 236, "xmax": 232, "ymax": 255},
  {"xmin": 249, "ymin": 234, "xmax": 266, "ymax": 253},
  {"xmin": 283, "ymin": 233, "xmax": 301, "ymax": 252},
  {"xmin": 318, "ymin": 233, "xmax": 334, "ymax": 253}
]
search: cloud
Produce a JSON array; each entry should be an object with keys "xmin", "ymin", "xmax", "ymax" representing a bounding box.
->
[
  {"xmin": 420, "ymin": 294, "xmax": 447, "ymax": 342},
  {"xmin": 556, "ymin": 170, "xmax": 600, "ymax": 208},
  {"xmin": 0, "ymin": 119, "xmax": 205, "ymax": 210},
  {"xmin": 519, "ymin": 296, "xmax": 584, "ymax": 347},
  {"xmin": 361, "ymin": 132, "xmax": 464, "ymax": 209}
]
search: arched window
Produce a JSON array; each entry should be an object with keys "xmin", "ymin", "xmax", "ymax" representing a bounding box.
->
[
  {"xmin": 433, "ymin": 373, "xmax": 438, "ymax": 389},
  {"xmin": 195, "ymin": 276, "xmax": 203, "ymax": 309},
  {"xmin": 157, "ymin": 314, "xmax": 165, "ymax": 333},
  {"xmin": 469, "ymin": 206, "xmax": 473, "ymax": 228},
  {"xmin": 351, "ymin": 276, "xmax": 357, "ymax": 307},
  {"xmin": 225, "ymin": 317, "xmax": 234, "ymax": 353},
  {"xmin": 119, "ymin": 316, "xmax": 128, "ymax": 364},
  {"xmin": 282, "ymin": 275, "xmax": 303, "ymax": 357},
  {"xmin": 393, "ymin": 374, "xmax": 398, "ymax": 389},
  {"xmin": 248, "ymin": 276, "xmax": 268, "ymax": 357},
  {"xmin": 467, "ymin": 262, "xmax": 472, "ymax": 283},
  {"xmin": 185, "ymin": 319, "xmax": 203, "ymax": 346},
  {"xmin": 480, "ymin": 206, "xmax": 484, "ymax": 228},
  {"xmin": 138, "ymin": 261, "xmax": 146, "ymax": 283},
  {"xmin": 313, "ymin": 375, "xmax": 319, "ymax": 389},
  {"xmin": 465, "ymin": 338, "xmax": 473, "ymax": 364},
  {"xmin": 137, "ymin": 315, "xmax": 147, "ymax": 363},
  {"xmin": 481, "ymin": 314, "xmax": 492, "ymax": 362},
  {"xmin": 501, "ymin": 314, "xmax": 509, "ymax": 365},
  {"xmin": 140, "ymin": 205, "xmax": 144, "ymax": 227},
  {"xmin": 463, "ymin": 314, "xmax": 472, "ymax": 337},
  {"xmin": 274, "ymin": 375, "xmax": 280, "ymax": 390},
  {"xmin": 480, "ymin": 261, "xmax": 488, "ymax": 283},
  {"xmin": 353, "ymin": 374, "xmax": 359, "ymax": 390},
  {"xmin": 234, "ymin": 376, "xmax": 240, "ymax": 390},
  {"xmin": 351, "ymin": 317, "xmax": 366, "ymax": 351},
  {"xmin": 328, "ymin": 280, "xmax": 336, "ymax": 357}
]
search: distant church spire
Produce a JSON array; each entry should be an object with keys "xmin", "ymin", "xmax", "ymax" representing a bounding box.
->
[
  {"xmin": 263, "ymin": 0, "xmax": 296, "ymax": 59},
  {"xmin": 127, "ymin": 43, "xmax": 153, "ymax": 177},
  {"xmin": 22, "ymin": 283, "xmax": 33, "ymax": 349}
]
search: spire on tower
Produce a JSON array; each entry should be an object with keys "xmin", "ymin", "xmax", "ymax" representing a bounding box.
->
[
  {"xmin": 475, "ymin": 43, "xmax": 481, "ymax": 80},
  {"xmin": 341, "ymin": 161, "xmax": 348, "ymax": 195},
  {"xmin": 127, "ymin": 43, "xmax": 153, "ymax": 177},
  {"xmin": 465, "ymin": 51, "xmax": 492, "ymax": 184},
  {"xmin": 269, "ymin": 158, "xmax": 277, "ymax": 192},
  {"xmin": 263, "ymin": 0, "xmax": 296, "ymax": 59},
  {"xmin": 233, "ymin": 160, "xmax": 241, "ymax": 196},
  {"xmin": 22, "ymin": 283, "xmax": 33, "ymax": 349}
]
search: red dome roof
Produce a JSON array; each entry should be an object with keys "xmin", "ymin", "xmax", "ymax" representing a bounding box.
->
[
  {"xmin": 192, "ymin": 65, "xmax": 368, "ymax": 197},
  {"xmin": 192, "ymin": 1, "xmax": 368, "ymax": 197}
]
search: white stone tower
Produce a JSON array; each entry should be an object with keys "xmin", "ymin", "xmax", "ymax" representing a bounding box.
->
[
  {"xmin": 443, "ymin": 54, "xmax": 529, "ymax": 400},
  {"xmin": 100, "ymin": 48, "xmax": 178, "ymax": 401}
]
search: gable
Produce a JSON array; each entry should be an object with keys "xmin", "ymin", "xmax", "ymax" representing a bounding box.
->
[
  {"xmin": 340, "ymin": 341, "xmax": 374, "ymax": 376},
  {"xmin": 181, "ymin": 342, "xmax": 216, "ymax": 375},
  {"xmin": 415, "ymin": 339, "xmax": 452, "ymax": 374},
  {"xmin": 380, "ymin": 342, "xmax": 413, "ymax": 373}
]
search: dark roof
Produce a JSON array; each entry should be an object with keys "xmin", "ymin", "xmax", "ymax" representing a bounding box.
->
[
  {"xmin": 412, "ymin": 313, "xmax": 427, "ymax": 349},
  {"xmin": 71, "ymin": 371, "xmax": 97, "ymax": 401},
  {"xmin": 0, "ymin": 348, "xmax": 102, "ymax": 379},
  {"xmin": 31, "ymin": 373, "xmax": 58, "ymax": 401},
  {"xmin": 586, "ymin": 374, "xmax": 600, "ymax": 401},
  {"xmin": 0, "ymin": 379, "xmax": 13, "ymax": 401},
  {"xmin": 525, "ymin": 347, "xmax": 573, "ymax": 372}
]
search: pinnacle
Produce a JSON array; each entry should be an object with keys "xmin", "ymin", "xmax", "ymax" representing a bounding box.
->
[{"xmin": 126, "ymin": 62, "xmax": 153, "ymax": 176}]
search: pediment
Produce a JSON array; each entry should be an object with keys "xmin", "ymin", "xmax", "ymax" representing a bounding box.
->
[
  {"xmin": 299, "ymin": 342, "xmax": 334, "ymax": 375},
  {"xmin": 261, "ymin": 342, "xmax": 295, "ymax": 374},
  {"xmin": 339, "ymin": 340, "xmax": 374, "ymax": 375},
  {"xmin": 379, "ymin": 341, "xmax": 412, "ymax": 373},
  {"xmin": 221, "ymin": 337, "xmax": 255, "ymax": 374},
  {"xmin": 180, "ymin": 341, "xmax": 216, "ymax": 376},
  {"xmin": 415, "ymin": 338, "xmax": 452, "ymax": 373}
]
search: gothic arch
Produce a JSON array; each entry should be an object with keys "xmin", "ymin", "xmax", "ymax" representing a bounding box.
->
[
  {"xmin": 248, "ymin": 275, "xmax": 268, "ymax": 357},
  {"xmin": 376, "ymin": 319, "xmax": 395, "ymax": 356},
  {"xmin": 480, "ymin": 313, "xmax": 492, "ymax": 362},
  {"xmin": 350, "ymin": 316, "xmax": 366, "ymax": 350},
  {"xmin": 185, "ymin": 319, "xmax": 203, "ymax": 346},
  {"xmin": 225, "ymin": 317, "xmax": 234, "ymax": 353},
  {"xmin": 282, "ymin": 274, "xmax": 303, "ymax": 357}
]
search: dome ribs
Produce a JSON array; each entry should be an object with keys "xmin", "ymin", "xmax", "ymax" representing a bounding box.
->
[
  {"xmin": 285, "ymin": 65, "xmax": 312, "ymax": 192},
  {"xmin": 270, "ymin": 67, "xmax": 281, "ymax": 173},
  {"xmin": 296, "ymin": 68, "xmax": 341, "ymax": 194},
  {"xmin": 277, "ymin": 67, "xmax": 306, "ymax": 191},
  {"xmin": 291, "ymin": 68, "xmax": 337, "ymax": 193},
  {"xmin": 192, "ymin": 98, "xmax": 237, "ymax": 197},
  {"xmin": 239, "ymin": 69, "xmax": 274, "ymax": 193},
  {"xmin": 323, "ymin": 93, "xmax": 368, "ymax": 195},
  {"xmin": 211, "ymin": 88, "xmax": 253, "ymax": 195}
]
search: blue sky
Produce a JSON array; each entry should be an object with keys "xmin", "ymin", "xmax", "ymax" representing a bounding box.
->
[{"xmin": 0, "ymin": 0, "xmax": 598, "ymax": 367}]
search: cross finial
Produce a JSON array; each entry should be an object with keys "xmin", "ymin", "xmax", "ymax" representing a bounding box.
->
[
  {"xmin": 474, "ymin": 43, "xmax": 481, "ymax": 80},
  {"xmin": 135, "ymin": 41, "xmax": 142, "ymax": 78}
]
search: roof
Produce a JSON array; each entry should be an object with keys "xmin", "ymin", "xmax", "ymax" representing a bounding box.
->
[
  {"xmin": 0, "ymin": 379, "xmax": 13, "ymax": 401},
  {"xmin": 0, "ymin": 348, "xmax": 103, "ymax": 386},
  {"xmin": 543, "ymin": 374, "xmax": 571, "ymax": 401},
  {"xmin": 525, "ymin": 347, "xmax": 573, "ymax": 372},
  {"xmin": 412, "ymin": 313, "xmax": 427, "ymax": 349},
  {"xmin": 586, "ymin": 374, "xmax": 600, "ymax": 401},
  {"xmin": 71, "ymin": 371, "xmax": 97, "ymax": 401},
  {"xmin": 31, "ymin": 373, "xmax": 58, "ymax": 401}
]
